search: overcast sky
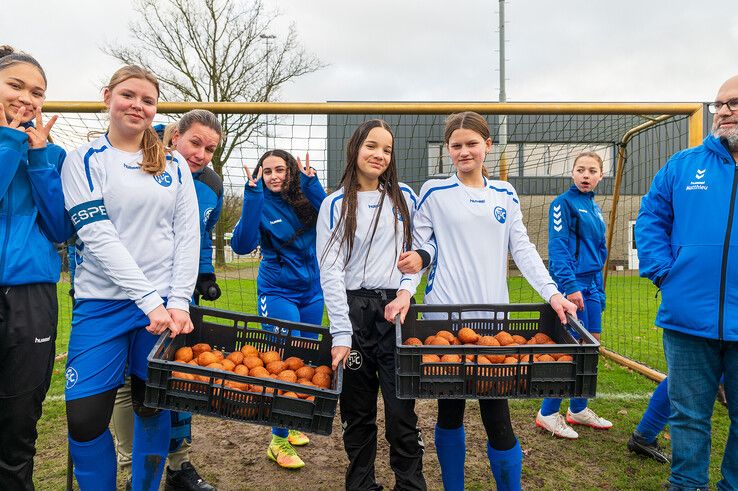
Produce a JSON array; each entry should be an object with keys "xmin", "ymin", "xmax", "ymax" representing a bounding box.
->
[{"xmin": 4, "ymin": 0, "xmax": 738, "ymax": 104}]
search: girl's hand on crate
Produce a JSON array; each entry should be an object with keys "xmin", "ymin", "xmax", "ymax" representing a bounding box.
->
[
  {"xmin": 332, "ymin": 346, "xmax": 351, "ymax": 370},
  {"xmin": 146, "ymin": 305, "xmax": 175, "ymax": 336},
  {"xmin": 549, "ymin": 293, "xmax": 578, "ymax": 324},
  {"xmin": 384, "ymin": 290, "xmax": 411, "ymax": 324},
  {"xmin": 168, "ymin": 308, "xmax": 194, "ymax": 337},
  {"xmin": 397, "ymin": 251, "xmax": 422, "ymax": 274}
]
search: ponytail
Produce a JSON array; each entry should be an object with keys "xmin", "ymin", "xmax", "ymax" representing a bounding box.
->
[{"xmin": 140, "ymin": 126, "xmax": 167, "ymax": 175}]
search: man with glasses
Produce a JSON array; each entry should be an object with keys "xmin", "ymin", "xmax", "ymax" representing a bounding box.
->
[{"xmin": 635, "ymin": 76, "xmax": 737, "ymax": 491}]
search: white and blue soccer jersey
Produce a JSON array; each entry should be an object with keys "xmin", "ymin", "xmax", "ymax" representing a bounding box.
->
[
  {"xmin": 414, "ymin": 174, "xmax": 559, "ymax": 309},
  {"xmin": 316, "ymin": 183, "xmax": 420, "ymax": 348},
  {"xmin": 61, "ymin": 135, "xmax": 200, "ymax": 314}
]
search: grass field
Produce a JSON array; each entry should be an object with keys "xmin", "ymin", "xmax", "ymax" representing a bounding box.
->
[{"xmin": 41, "ymin": 270, "xmax": 730, "ymax": 489}]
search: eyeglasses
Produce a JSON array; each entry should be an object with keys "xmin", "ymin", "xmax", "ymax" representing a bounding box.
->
[{"xmin": 708, "ymin": 99, "xmax": 738, "ymax": 114}]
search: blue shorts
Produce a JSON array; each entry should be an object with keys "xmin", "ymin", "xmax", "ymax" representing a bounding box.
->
[
  {"xmin": 258, "ymin": 289, "xmax": 324, "ymax": 340},
  {"xmin": 65, "ymin": 299, "xmax": 161, "ymax": 401}
]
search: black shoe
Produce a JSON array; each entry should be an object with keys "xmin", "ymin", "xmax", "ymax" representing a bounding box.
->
[
  {"xmin": 628, "ymin": 432, "xmax": 671, "ymax": 464},
  {"xmin": 164, "ymin": 462, "xmax": 217, "ymax": 491}
]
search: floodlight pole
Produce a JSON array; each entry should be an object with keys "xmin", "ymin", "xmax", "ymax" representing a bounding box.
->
[{"xmin": 498, "ymin": 0, "xmax": 509, "ymax": 180}]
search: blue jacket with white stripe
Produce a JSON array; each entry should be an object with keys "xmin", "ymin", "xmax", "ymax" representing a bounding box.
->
[
  {"xmin": 0, "ymin": 125, "xmax": 73, "ymax": 285},
  {"xmin": 547, "ymin": 185, "xmax": 607, "ymax": 303},
  {"xmin": 636, "ymin": 135, "xmax": 738, "ymax": 341}
]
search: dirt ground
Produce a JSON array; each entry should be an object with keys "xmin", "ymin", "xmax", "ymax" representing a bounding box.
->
[{"xmin": 163, "ymin": 397, "xmax": 487, "ymax": 491}]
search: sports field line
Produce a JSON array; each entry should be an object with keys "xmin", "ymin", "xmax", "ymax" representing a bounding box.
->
[{"xmin": 43, "ymin": 392, "xmax": 653, "ymax": 404}]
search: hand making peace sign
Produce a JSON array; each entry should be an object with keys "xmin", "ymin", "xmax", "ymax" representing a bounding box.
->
[
  {"xmin": 0, "ymin": 103, "xmax": 28, "ymax": 132},
  {"xmin": 297, "ymin": 152, "xmax": 316, "ymax": 177},
  {"xmin": 25, "ymin": 108, "xmax": 58, "ymax": 149},
  {"xmin": 243, "ymin": 163, "xmax": 263, "ymax": 188}
]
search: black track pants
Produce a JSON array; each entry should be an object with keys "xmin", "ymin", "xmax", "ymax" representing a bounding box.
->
[
  {"xmin": 0, "ymin": 284, "xmax": 57, "ymax": 491},
  {"xmin": 340, "ymin": 289, "xmax": 426, "ymax": 491}
]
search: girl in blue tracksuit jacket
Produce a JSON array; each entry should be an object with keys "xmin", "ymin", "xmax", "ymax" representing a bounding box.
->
[
  {"xmin": 230, "ymin": 149, "xmax": 326, "ymax": 470},
  {"xmin": 0, "ymin": 46, "xmax": 72, "ymax": 490},
  {"xmin": 536, "ymin": 151, "xmax": 613, "ymax": 439}
]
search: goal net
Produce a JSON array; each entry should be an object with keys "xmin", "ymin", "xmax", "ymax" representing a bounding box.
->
[{"xmin": 46, "ymin": 101, "xmax": 704, "ymax": 376}]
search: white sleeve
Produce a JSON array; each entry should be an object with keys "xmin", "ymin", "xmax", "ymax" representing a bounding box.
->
[
  {"xmin": 398, "ymin": 187, "xmax": 422, "ymax": 296},
  {"xmin": 507, "ymin": 191, "xmax": 560, "ymax": 302},
  {"xmin": 316, "ymin": 197, "xmax": 352, "ymax": 348},
  {"xmin": 166, "ymin": 158, "xmax": 200, "ymax": 312},
  {"xmin": 412, "ymin": 182, "xmax": 438, "ymax": 263},
  {"xmin": 61, "ymin": 149, "xmax": 164, "ymax": 315}
]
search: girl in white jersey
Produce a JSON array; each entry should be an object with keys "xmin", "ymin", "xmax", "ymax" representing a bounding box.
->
[
  {"xmin": 316, "ymin": 119, "xmax": 426, "ymax": 490},
  {"xmin": 403, "ymin": 112, "xmax": 577, "ymax": 491},
  {"xmin": 61, "ymin": 66, "xmax": 199, "ymax": 491}
]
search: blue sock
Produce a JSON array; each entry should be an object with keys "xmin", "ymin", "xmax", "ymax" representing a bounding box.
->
[
  {"xmin": 132, "ymin": 410, "xmax": 171, "ymax": 491},
  {"xmin": 569, "ymin": 398, "xmax": 588, "ymax": 413},
  {"xmin": 636, "ymin": 378, "xmax": 669, "ymax": 443},
  {"xmin": 435, "ymin": 425, "xmax": 465, "ymax": 491},
  {"xmin": 272, "ymin": 427, "xmax": 289, "ymax": 438},
  {"xmin": 540, "ymin": 398, "xmax": 562, "ymax": 416},
  {"xmin": 487, "ymin": 439, "xmax": 523, "ymax": 491},
  {"xmin": 69, "ymin": 431, "xmax": 116, "ymax": 491}
]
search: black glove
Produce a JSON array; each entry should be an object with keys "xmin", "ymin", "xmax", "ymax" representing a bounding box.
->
[{"xmin": 195, "ymin": 273, "xmax": 221, "ymax": 301}]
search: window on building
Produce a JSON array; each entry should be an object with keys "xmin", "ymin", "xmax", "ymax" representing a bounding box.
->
[{"xmin": 520, "ymin": 143, "xmax": 613, "ymax": 176}]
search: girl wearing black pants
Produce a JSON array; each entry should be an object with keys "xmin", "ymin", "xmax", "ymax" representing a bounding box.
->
[{"xmin": 317, "ymin": 119, "xmax": 426, "ymax": 490}]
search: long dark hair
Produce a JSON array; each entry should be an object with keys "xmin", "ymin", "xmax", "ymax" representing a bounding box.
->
[
  {"xmin": 324, "ymin": 119, "xmax": 412, "ymax": 266},
  {"xmin": 256, "ymin": 149, "xmax": 317, "ymax": 226}
]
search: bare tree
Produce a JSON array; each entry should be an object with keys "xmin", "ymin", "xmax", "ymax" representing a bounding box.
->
[{"xmin": 105, "ymin": 0, "xmax": 323, "ymax": 264}]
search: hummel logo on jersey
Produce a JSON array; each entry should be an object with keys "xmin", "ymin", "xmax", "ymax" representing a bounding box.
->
[
  {"xmin": 124, "ymin": 163, "xmax": 139, "ymax": 170},
  {"xmin": 154, "ymin": 171, "xmax": 173, "ymax": 187},
  {"xmin": 469, "ymin": 199, "xmax": 486, "ymax": 203},
  {"xmin": 686, "ymin": 168, "xmax": 708, "ymax": 191},
  {"xmin": 494, "ymin": 206, "xmax": 507, "ymax": 224},
  {"xmin": 368, "ymin": 204, "xmax": 380, "ymax": 209},
  {"xmin": 269, "ymin": 219, "xmax": 282, "ymax": 225},
  {"xmin": 552, "ymin": 204, "xmax": 563, "ymax": 232},
  {"xmin": 34, "ymin": 336, "xmax": 51, "ymax": 344},
  {"xmin": 578, "ymin": 209, "xmax": 588, "ymax": 213}
]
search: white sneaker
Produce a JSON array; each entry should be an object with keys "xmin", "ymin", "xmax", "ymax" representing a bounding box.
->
[
  {"xmin": 566, "ymin": 408, "xmax": 613, "ymax": 430},
  {"xmin": 535, "ymin": 410, "xmax": 579, "ymax": 439}
]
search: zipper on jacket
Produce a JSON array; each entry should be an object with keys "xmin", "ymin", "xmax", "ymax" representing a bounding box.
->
[
  {"xmin": 0, "ymin": 187, "xmax": 12, "ymax": 283},
  {"xmin": 718, "ymin": 159, "xmax": 738, "ymax": 340}
]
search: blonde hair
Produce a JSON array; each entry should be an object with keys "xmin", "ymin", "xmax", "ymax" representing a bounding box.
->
[
  {"xmin": 572, "ymin": 151, "xmax": 604, "ymax": 172},
  {"xmin": 105, "ymin": 65, "xmax": 166, "ymax": 175},
  {"xmin": 162, "ymin": 122, "xmax": 177, "ymax": 148},
  {"xmin": 444, "ymin": 111, "xmax": 491, "ymax": 178}
]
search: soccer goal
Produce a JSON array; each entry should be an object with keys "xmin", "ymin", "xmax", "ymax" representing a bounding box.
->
[{"xmin": 45, "ymin": 101, "xmax": 705, "ymax": 378}]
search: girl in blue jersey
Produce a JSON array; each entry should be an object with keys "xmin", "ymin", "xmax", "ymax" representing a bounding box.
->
[
  {"xmin": 536, "ymin": 152, "xmax": 613, "ymax": 438},
  {"xmin": 61, "ymin": 65, "xmax": 200, "ymax": 491},
  {"xmin": 0, "ymin": 45, "xmax": 70, "ymax": 491},
  {"xmin": 317, "ymin": 119, "xmax": 426, "ymax": 490},
  {"xmin": 404, "ymin": 111, "xmax": 577, "ymax": 491},
  {"xmin": 109, "ymin": 111, "xmax": 222, "ymax": 491},
  {"xmin": 231, "ymin": 149, "xmax": 326, "ymax": 470}
]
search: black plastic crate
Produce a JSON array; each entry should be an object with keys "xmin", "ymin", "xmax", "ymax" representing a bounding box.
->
[
  {"xmin": 395, "ymin": 303, "xmax": 599, "ymax": 399},
  {"xmin": 145, "ymin": 305, "xmax": 342, "ymax": 435}
]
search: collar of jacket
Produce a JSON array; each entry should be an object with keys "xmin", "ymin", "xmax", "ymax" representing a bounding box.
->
[
  {"xmin": 568, "ymin": 184, "xmax": 594, "ymax": 198},
  {"xmin": 703, "ymin": 134, "xmax": 737, "ymax": 163}
]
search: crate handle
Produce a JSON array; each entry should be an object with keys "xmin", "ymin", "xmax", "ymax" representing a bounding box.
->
[{"xmin": 565, "ymin": 313, "xmax": 600, "ymax": 347}]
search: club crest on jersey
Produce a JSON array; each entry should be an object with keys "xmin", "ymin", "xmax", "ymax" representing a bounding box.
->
[
  {"xmin": 65, "ymin": 367, "xmax": 79, "ymax": 389},
  {"xmin": 493, "ymin": 206, "xmax": 507, "ymax": 224},
  {"xmin": 154, "ymin": 171, "xmax": 173, "ymax": 187},
  {"xmin": 347, "ymin": 350, "xmax": 363, "ymax": 370},
  {"xmin": 203, "ymin": 208, "xmax": 213, "ymax": 226}
]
